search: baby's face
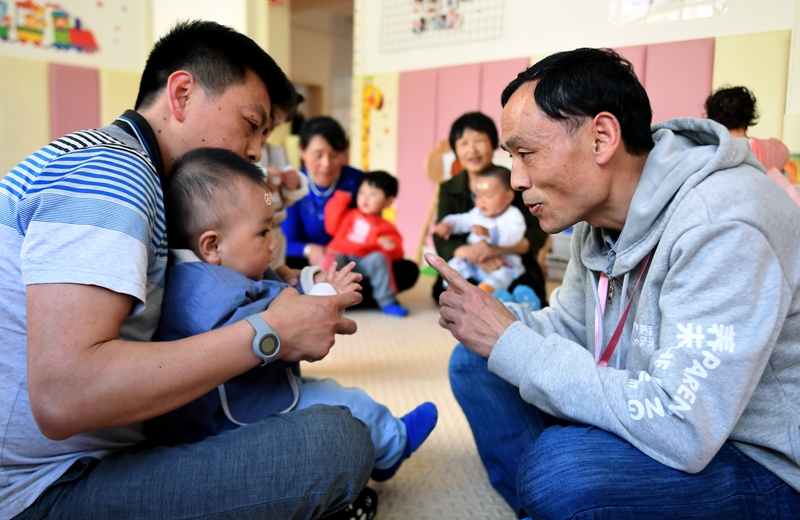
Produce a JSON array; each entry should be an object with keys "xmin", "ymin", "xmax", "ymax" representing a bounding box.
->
[
  {"xmin": 474, "ymin": 176, "xmax": 514, "ymax": 219},
  {"xmin": 356, "ymin": 182, "xmax": 389, "ymax": 216},
  {"xmin": 217, "ymin": 180, "xmax": 277, "ymax": 281}
]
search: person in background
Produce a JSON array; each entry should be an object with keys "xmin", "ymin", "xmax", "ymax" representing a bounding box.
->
[
  {"xmin": 258, "ymin": 94, "xmax": 309, "ymax": 269},
  {"xmin": 0, "ymin": 20, "xmax": 376, "ymax": 520},
  {"xmin": 432, "ymin": 111, "xmax": 548, "ymax": 306},
  {"xmin": 148, "ymin": 148, "xmax": 438, "ymax": 483},
  {"xmin": 323, "ymin": 171, "xmax": 409, "ymax": 317},
  {"xmin": 283, "ymin": 116, "xmax": 419, "ymax": 306},
  {"xmin": 704, "ymin": 86, "xmax": 800, "ymax": 206},
  {"xmin": 434, "ymin": 166, "xmax": 529, "ymax": 301}
]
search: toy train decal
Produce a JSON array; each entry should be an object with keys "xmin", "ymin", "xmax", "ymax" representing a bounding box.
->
[{"xmin": 0, "ymin": 0, "xmax": 99, "ymax": 53}]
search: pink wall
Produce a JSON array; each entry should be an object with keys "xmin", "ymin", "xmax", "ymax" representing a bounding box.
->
[
  {"xmin": 480, "ymin": 58, "xmax": 530, "ymax": 133},
  {"xmin": 396, "ymin": 69, "xmax": 439, "ymax": 254},
  {"xmin": 644, "ymin": 39, "xmax": 715, "ymax": 123},
  {"xmin": 435, "ymin": 63, "xmax": 481, "ymax": 142},
  {"xmin": 49, "ymin": 63, "xmax": 101, "ymax": 141},
  {"xmin": 615, "ymin": 45, "xmax": 648, "ymax": 87}
]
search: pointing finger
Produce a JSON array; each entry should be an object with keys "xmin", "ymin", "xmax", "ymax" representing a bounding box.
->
[{"xmin": 424, "ymin": 253, "xmax": 471, "ymax": 295}]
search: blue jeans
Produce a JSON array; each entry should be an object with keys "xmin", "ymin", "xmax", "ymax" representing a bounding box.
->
[
  {"xmin": 15, "ymin": 405, "xmax": 374, "ymax": 520},
  {"xmin": 449, "ymin": 344, "xmax": 800, "ymax": 519}
]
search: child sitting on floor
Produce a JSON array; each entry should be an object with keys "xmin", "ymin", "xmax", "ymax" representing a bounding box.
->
[
  {"xmin": 146, "ymin": 148, "xmax": 437, "ymax": 482},
  {"xmin": 434, "ymin": 165, "xmax": 526, "ymax": 295},
  {"xmin": 322, "ymin": 170, "xmax": 409, "ymax": 317}
]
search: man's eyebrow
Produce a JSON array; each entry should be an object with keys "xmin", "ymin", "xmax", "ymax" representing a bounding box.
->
[{"xmin": 503, "ymin": 137, "xmax": 522, "ymax": 150}]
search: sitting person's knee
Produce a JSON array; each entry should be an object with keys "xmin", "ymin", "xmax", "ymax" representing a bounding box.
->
[{"xmin": 517, "ymin": 426, "xmax": 606, "ymax": 519}]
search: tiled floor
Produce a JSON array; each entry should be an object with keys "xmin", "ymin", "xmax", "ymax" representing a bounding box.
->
[{"xmin": 300, "ymin": 274, "xmax": 518, "ymax": 520}]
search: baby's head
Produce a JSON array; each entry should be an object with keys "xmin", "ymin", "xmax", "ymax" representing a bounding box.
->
[
  {"xmin": 166, "ymin": 147, "xmax": 277, "ymax": 281},
  {"xmin": 357, "ymin": 170, "xmax": 398, "ymax": 217},
  {"xmin": 474, "ymin": 166, "xmax": 515, "ymax": 218}
]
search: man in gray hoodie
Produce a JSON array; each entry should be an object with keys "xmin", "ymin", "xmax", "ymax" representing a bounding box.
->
[{"xmin": 427, "ymin": 48, "xmax": 800, "ymax": 519}]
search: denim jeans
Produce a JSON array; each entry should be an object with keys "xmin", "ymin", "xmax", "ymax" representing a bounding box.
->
[
  {"xmin": 15, "ymin": 405, "xmax": 374, "ymax": 520},
  {"xmin": 449, "ymin": 344, "xmax": 800, "ymax": 519}
]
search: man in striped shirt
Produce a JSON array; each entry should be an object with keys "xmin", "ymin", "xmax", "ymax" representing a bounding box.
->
[{"xmin": 0, "ymin": 21, "xmax": 373, "ymax": 520}]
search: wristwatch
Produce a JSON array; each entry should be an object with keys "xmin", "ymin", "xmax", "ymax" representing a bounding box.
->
[{"xmin": 244, "ymin": 314, "xmax": 281, "ymax": 366}]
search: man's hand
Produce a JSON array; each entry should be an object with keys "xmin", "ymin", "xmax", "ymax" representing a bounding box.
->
[
  {"xmin": 434, "ymin": 221, "xmax": 452, "ymax": 240},
  {"xmin": 314, "ymin": 260, "xmax": 363, "ymax": 294},
  {"xmin": 378, "ymin": 236, "xmax": 396, "ymax": 250},
  {"xmin": 426, "ymin": 253, "xmax": 516, "ymax": 358},
  {"xmin": 265, "ymin": 288, "xmax": 362, "ymax": 362},
  {"xmin": 274, "ymin": 265, "xmax": 300, "ymax": 286}
]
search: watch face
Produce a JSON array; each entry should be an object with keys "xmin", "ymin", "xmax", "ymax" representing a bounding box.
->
[{"xmin": 259, "ymin": 334, "xmax": 279, "ymax": 357}]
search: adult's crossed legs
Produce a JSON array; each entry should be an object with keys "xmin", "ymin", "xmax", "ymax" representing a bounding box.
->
[
  {"xmin": 17, "ymin": 406, "xmax": 374, "ymax": 520},
  {"xmin": 518, "ymin": 426, "xmax": 800, "ymax": 519}
]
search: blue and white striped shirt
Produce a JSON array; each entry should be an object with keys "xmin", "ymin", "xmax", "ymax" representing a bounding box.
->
[{"xmin": 0, "ymin": 115, "xmax": 167, "ymax": 519}]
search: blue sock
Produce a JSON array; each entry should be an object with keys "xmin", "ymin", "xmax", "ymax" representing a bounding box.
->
[
  {"xmin": 493, "ymin": 289, "xmax": 514, "ymax": 303},
  {"xmin": 512, "ymin": 285, "xmax": 541, "ymax": 311},
  {"xmin": 381, "ymin": 302, "xmax": 409, "ymax": 317},
  {"xmin": 371, "ymin": 402, "xmax": 438, "ymax": 482}
]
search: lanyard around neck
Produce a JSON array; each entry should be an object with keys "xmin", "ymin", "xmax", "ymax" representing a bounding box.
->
[{"xmin": 594, "ymin": 250, "xmax": 653, "ymax": 367}]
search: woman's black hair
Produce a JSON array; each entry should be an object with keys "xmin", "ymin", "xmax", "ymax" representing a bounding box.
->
[
  {"xmin": 501, "ymin": 48, "xmax": 654, "ymax": 156},
  {"xmin": 448, "ymin": 112, "xmax": 499, "ymax": 152},
  {"xmin": 299, "ymin": 116, "xmax": 349, "ymax": 151},
  {"xmin": 704, "ymin": 86, "xmax": 759, "ymax": 130}
]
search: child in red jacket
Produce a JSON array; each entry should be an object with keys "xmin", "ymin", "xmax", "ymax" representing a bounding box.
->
[{"xmin": 323, "ymin": 171, "xmax": 408, "ymax": 316}]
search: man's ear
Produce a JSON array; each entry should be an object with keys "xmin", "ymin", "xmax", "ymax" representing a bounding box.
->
[
  {"xmin": 166, "ymin": 71, "xmax": 198, "ymax": 124},
  {"xmin": 197, "ymin": 230, "xmax": 222, "ymax": 265},
  {"xmin": 592, "ymin": 112, "xmax": 622, "ymax": 166}
]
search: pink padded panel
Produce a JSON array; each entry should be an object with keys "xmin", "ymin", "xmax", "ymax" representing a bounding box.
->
[
  {"xmin": 435, "ymin": 63, "xmax": 481, "ymax": 141},
  {"xmin": 49, "ymin": 63, "xmax": 100, "ymax": 141},
  {"xmin": 397, "ymin": 68, "xmax": 439, "ymax": 256},
  {"xmin": 615, "ymin": 45, "xmax": 648, "ymax": 88},
  {"xmin": 480, "ymin": 57, "xmax": 530, "ymax": 133},
  {"xmin": 644, "ymin": 39, "xmax": 715, "ymax": 124}
]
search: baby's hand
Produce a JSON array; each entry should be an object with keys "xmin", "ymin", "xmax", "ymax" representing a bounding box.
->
[
  {"xmin": 378, "ymin": 236, "xmax": 396, "ymax": 250},
  {"xmin": 314, "ymin": 261, "xmax": 362, "ymax": 294},
  {"xmin": 267, "ymin": 166, "xmax": 284, "ymax": 188},
  {"xmin": 282, "ymin": 169, "xmax": 300, "ymax": 190},
  {"xmin": 434, "ymin": 221, "xmax": 452, "ymax": 239},
  {"xmin": 471, "ymin": 224, "xmax": 490, "ymax": 237}
]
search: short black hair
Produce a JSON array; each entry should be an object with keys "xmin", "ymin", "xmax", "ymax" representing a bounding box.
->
[
  {"xmin": 478, "ymin": 165, "xmax": 512, "ymax": 191},
  {"xmin": 166, "ymin": 147, "xmax": 267, "ymax": 250},
  {"xmin": 449, "ymin": 112, "xmax": 499, "ymax": 153},
  {"xmin": 704, "ymin": 86, "xmax": 759, "ymax": 130},
  {"xmin": 501, "ymin": 48, "xmax": 654, "ymax": 156},
  {"xmin": 361, "ymin": 170, "xmax": 398, "ymax": 198},
  {"xmin": 135, "ymin": 20, "xmax": 296, "ymax": 120},
  {"xmin": 299, "ymin": 116, "xmax": 349, "ymax": 152}
]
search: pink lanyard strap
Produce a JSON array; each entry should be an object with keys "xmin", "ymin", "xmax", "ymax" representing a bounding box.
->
[{"xmin": 595, "ymin": 251, "xmax": 653, "ymax": 367}]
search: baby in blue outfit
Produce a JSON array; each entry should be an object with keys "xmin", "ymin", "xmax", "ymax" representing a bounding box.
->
[{"xmin": 146, "ymin": 147, "xmax": 437, "ymax": 482}]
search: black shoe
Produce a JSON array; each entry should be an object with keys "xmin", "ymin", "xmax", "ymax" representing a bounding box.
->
[{"xmin": 323, "ymin": 486, "xmax": 378, "ymax": 520}]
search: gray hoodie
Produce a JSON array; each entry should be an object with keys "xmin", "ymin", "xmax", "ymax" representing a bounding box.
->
[{"xmin": 489, "ymin": 118, "xmax": 800, "ymax": 491}]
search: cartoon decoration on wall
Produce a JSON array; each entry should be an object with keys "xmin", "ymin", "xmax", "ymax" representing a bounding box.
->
[
  {"xmin": 412, "ymin": 0, "xmax": 463, "ymax": 34},
  {"xmin": 361, "ymin": 79, "xmax": 384, "ymax": 172},
  {"xmin": 0, "ymin": 0, "xmax": 99, "ymax": 53}
]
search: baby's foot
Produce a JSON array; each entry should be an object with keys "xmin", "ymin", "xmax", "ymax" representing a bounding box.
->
[{"xmin": 371, "ymin": 402, "xmax": 438, "ymax": 482}]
